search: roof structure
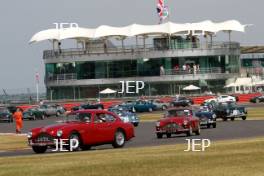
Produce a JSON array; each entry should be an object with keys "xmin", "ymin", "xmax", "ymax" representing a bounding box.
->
[
  {"xmin": 241, "ymin": 46, "xmax": 264, "ymax": 54},
  {"xmin": 30, "ymin": 20, "xmax": 249, "ymax": 44}
]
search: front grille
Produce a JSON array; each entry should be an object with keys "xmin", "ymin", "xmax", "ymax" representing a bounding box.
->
[{"xmin": 163, "ymin": 123, "xmax": 180, "ymax": 133}]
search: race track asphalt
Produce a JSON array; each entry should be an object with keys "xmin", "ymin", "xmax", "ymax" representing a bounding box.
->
[{"xmin": 1, "ymin": 114, "xmax": 264, "ymax": 157}]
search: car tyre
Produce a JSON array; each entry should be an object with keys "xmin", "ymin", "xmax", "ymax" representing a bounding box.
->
[
  {"xmin": 256, "ymin": 99, "xmax": 260, "ymax": 103},
  {"xmin": 32, "ymin": 146, "xmax": 47, "ymax": 154},
  {"xmin": 212, "ymin": 123, "xmax": 217, "ymax": 128},
  {"xmin": 41, "ymin": 114, "xmax": 45, "ymax": 120},
  {"xmin": 133, "ymin": 123, "xmax": 139, "ymax": 127},
  {"xmin": 231, "ymin": 117, "xmax": 235, "ymax": 121},
  {"xmin": 162, "ymin": 105, "xmax": 167, "ymax": 111},
  {"xmin": 242, "ymin": 116, "xmax": 247, "ymax": 120},
  {"xmin": 67, "ymin": 133, "xmax": 81, "ymax": 151},
  {"xmin": 195, "ymin": 124, "xmax": 201, "ymax": 135},
  {"xmin": 112, "ymin": 130, "xmax": 125, "ymax": 148},
  {"xmin": 166, "ymin": 133, "xmax": 171, "ymax": 138},
  {"xmin": 157, "ymin": 133, "xmax": 163, "ymax": 139},
  {"xmin": 32, "ymin": 115, "xmax": 36, "ymax": 121},
  {"xmin": 186, "ymin": 126, "xmax": 193, "ymax": 136},
  {"xmin": 9, "ymin": 117, "xmax": 13, "ymax": 123},
  {"xmin": 207, "ymin": 124, "xmax": 211, "ymax": 129},
  {"xmin": 56, "ymin": 111, "xmax": 60, "ymax": 117},
  {"xmin": 223, "ymin": 118, "xmax": 227, "ymax": 121}
]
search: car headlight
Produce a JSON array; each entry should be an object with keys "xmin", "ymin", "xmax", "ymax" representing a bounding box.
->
[
  {"xmin": 183, "ymin": 120, "xmax": 188, "ymax": 126},
  {"xmin": 226, "ymin": 109, "xmax": 230, "ymax": 113},
  {"xmin": 57, "ymin": 130, "xmax": 63, "ymax": 137},
  {"xmin": 156, "ymin": 122, "xmax": 160, "ymax": 127},
  {"xmin": 27, "ymin": 132, "xmax": 32, "ymax": 138}
]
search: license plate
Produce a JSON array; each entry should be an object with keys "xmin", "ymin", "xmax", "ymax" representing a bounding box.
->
[
  {"xmin": 200, "ymin": 121, "xmax": 207, "ymax": 125},
  {"xmin": 36, "ymin": 137, "xmax": 52, "ymax": 143}
]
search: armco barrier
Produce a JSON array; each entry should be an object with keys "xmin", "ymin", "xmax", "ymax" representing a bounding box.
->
[
  {"xmin": 233, "ymin": 93, "xmax": 262, "ymax": 103},
  {"xmin": 17, "ymin": 105, "xmax": 37, "ymax": 111},
  {"xmin": 61, "ymin": 101, "xmax": 122, "ymax": 111},
  {"xmin": 192, "ymin": 96, "xmax": 215, "ymax": 105}
]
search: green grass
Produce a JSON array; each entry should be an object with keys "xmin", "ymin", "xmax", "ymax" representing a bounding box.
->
[
  {"xmin": 0, "ymin": 137, "xmax": 263, "ymax": 176},
  {"xmin": 0, "ymin": 135, "xmax": 28, "ymax": 151},
  {"xmin": 139, "ymin": 107, "xmax": 264, "ymax": 121}
]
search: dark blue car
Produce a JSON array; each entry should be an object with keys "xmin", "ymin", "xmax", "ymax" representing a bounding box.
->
[{"xmin": 195, "ymin": 106, "xmax": 216, "ymax": 128}]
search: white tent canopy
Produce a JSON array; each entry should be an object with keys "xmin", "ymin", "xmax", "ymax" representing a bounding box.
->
[
  {"xmin": 224, "ymin": 82, "xmax": 236, "ymax": 88},
  {"xmin": 30, "ymin": 20, "xmax": 249, "ymax": 43},
  {"xmin": 254, "ymin": 80, "xmax": 264, "ymax": 85},
  {"xmin": 183, "ymin": 85, "xmax": 201, "ymax": 91},
  {"xmin": 225, "ymin": 77, "xmax": 255, "ymax": 88},
  {"xmin": 99, "ymin": 88, "xmax": 117, "ymax": 94}
]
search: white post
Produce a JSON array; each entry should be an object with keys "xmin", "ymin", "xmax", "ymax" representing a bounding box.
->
[
  {"xmin": 35, "ymin": 71, "xmax": 40, "ymax": 103},
  {"xmin": 36, "ymin": 81, "xmax": 39, "ymax": 102}
]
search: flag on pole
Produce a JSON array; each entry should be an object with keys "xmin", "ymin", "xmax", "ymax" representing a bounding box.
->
[{"xmin": 156, "ymin": 0, "xmax": 169, "ymax": 23}]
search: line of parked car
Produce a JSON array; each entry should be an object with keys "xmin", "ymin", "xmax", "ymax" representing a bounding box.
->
[{"xmin": 0, "ymin": 104, "xmax": 66, "ymax": 123}]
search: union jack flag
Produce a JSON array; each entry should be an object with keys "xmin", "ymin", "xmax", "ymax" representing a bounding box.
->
[{"xmin": 156, "ymin": 0, "xmax": 169, "ymax": 23}]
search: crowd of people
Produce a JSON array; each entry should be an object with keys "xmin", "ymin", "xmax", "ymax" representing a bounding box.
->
[{"xmin": 160, "ymin": 63, "xmax": 201, "ymax": 76}]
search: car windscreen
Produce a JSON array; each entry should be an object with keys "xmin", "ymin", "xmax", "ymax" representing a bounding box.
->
[
  {"xmin": 67, "ymin": 113, "xmax": 92, "ymax": 123},
  {"xmin": 166, "ymin": 109, "xmax": 191, "ymax": 117}
]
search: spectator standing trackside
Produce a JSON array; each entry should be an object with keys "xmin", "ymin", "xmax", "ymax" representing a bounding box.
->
[{"xmin": 13, "ymin": 108, "xmax": 23, "ymax": 134}]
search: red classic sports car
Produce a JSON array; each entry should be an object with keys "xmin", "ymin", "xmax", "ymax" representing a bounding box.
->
[
  {"xmin": 156, "ymin": 108, "xmax": 201, "ymax": 138},
  {"xmin": 27, "ymin": 110, "xmax": 135, "ymax": 153}
]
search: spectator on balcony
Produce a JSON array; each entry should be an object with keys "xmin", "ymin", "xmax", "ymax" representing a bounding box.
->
[
  {"xmin": 186, "ymin": 64, "xmax": 191, "ymax": 73},
  {"xmin": 197, "ymin": 64, "xmax": 200, "ymax": 72},
  {"xmin": 58, "ymin": 42, "xmax": 62, "ymax": 54},
  {"xmin": 173, "ymin": 64, "xmax": 179, "ymax": 74},
  {"xmin": 193, "ymin": 64, "xmax": 197, "ymax": 75},
  {"xmin": 104, "ymin": 42, "xmax": 108, "ymax": 53},
  {"xmin": 182, "ymin": 64, "xmax": 187, "ymax": 73},
  {"xmin": 160, "ymin": 65, "xmax": 165, "ymax": 76}
]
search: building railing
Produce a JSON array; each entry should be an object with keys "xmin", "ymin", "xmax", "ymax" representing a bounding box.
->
[
  {"xmin": 43, "ymin": 41, "xmax": 240, "ymax": 59},
  {"xmin": 45, "ymin": 67, "xmax": 236, "ymax": 82},
  {"xmin": 241, "ymin": 67, "xmax": 264, "ymax": 78}
]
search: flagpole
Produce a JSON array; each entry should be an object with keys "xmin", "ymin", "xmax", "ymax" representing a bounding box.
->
[
  {"xmin": 36, "ymin": 81, "xmax": 39, "ymax": 103},
  {"xmin": 35, "ymin": 71, "xmax": 39, "ymax": 103}
]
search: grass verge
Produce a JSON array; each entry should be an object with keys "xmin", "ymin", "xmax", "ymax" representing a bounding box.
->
[
  {"xmin": 0, "ymin": 137, "xmax": 263, "ymax": 176},
  {"xmin": 0, "ymin": 135, "xmax": 28, "ymax": 151}
]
